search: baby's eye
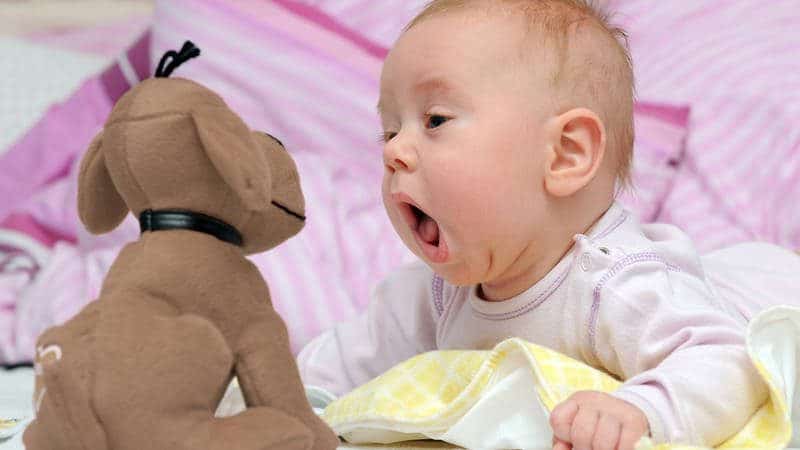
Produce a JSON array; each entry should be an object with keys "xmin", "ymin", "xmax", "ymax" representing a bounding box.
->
[
  {"xmin": 378, "ymin": 131, "xmax": 397, "ymax": 143},
  {"xmin": 425, "ymin": 115, "xmax": 449, "ymax": 129}
]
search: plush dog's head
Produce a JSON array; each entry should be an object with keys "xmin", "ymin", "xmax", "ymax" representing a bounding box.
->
[{"xmin": 77, "ymin": 77, "xmax": 305, "ymax": 254}]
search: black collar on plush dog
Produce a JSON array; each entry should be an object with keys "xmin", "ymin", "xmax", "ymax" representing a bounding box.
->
[{"xmin": 139, "ymin": 209, "xmax": 243, "ymax": 247}]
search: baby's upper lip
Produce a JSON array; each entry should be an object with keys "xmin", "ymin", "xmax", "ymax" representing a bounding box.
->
[
  {"xmin": 391, "ymin": 192, "xmax": 421, "ymax": 210},
  {"xmin": 391, "ymin": 191, "xmax": 429, "ymax": 231}
]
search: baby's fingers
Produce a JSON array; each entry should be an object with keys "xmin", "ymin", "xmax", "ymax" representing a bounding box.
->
[
  {"xmin": 618, "ymin": 424, "xmax": 647, "ymax": 450},
  {"xmin": 592, "ymin": 414, "xmax": 621, "ymax": 450},
  {"xmin": 553, "ymin": 437, "xmax": 573, "ymax": 450},
  {"xmin": 570, "ymin": 407, "xmax": 599, "ymax": 450},
  {"xmin": 550, "ymin": 399, "xmax": 579, "ymax": 442}
]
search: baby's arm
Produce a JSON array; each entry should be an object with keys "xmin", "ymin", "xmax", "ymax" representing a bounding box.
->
[
  {"xmin": 297, "ymin": 262, "xmax": 439, "ymax": 396},
  {"xmin": 589, "ymin": 260, "xmax": 768, "ymax": 446}
]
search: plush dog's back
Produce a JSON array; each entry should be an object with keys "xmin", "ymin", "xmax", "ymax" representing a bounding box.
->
[{"xmin": 24, "ymin": 230, "xmax": 318, "ymax": 450}]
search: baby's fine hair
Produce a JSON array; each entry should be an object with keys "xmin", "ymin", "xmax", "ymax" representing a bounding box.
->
[{"xmin": 407, "ymin": 0, "xmax": 635, "ymax": 186}]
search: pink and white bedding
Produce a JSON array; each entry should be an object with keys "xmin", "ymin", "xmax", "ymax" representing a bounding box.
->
[{"xmin": 0, "ymin": 0, "xmax": 798, "ymax": 366}]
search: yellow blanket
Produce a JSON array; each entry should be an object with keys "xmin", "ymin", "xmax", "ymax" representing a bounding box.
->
[{"xmin": 324, "ymin": 306, "xmax": 800, "ymax": 449}]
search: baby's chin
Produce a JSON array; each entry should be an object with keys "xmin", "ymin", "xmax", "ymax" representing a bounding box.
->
[
  {"xmin": 416, "ymin": 251, "xmax": 480, "ymax": 287},
  {"xmin": 392, "ymin": 219, "xmax": 487, "ymax": 285},
  {"xmin": 433, "ymin": 267, "xmax": 476, "ymax": 287}
]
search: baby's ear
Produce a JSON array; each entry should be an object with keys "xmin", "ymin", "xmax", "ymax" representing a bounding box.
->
[
  {"xmin": 77, "ymin": 132, "xmax": 129, "ymax": 233},
  {"xmin": 192, "ymin": 110, "xmax": 272, "ymax": 212},
  {"xmin": 543, "ymin": 108, "xmax": 606, "ymax": 197}
]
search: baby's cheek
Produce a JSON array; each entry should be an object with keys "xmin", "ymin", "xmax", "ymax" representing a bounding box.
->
[
  {"xmin": 431, "ymin": 174, "xmax": 484, "ymax": 222},
  {"xmin": 430, "ymin": 157, "xmax": 490, "ymax": 205}
]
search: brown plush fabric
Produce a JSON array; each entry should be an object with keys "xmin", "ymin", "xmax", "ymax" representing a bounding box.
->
[{"xmin": 23, "ymin": 77, "xmax": 339, "ymax": 450}]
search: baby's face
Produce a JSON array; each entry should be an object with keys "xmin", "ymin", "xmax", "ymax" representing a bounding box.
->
[{"xmin": 379, "ymin": 11, "xmax": 556, "ymax": 287}]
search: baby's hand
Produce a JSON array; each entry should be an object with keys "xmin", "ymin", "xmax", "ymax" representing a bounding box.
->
[{"xmin": 550, "ymin": 391, "xmax": 649, "ymax": 450}]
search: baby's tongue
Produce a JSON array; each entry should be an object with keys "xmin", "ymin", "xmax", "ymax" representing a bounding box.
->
[{"xmin": 418, "ymin": 216, "xmax": 439, "ymax": 245}]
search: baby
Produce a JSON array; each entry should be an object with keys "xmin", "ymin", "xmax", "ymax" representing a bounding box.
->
[{"xmin": 297, "ymin": 0, "xmax": 800, "ymax": 448}]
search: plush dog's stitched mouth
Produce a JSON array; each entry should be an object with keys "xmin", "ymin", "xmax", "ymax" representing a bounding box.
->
[{"xmin": 271, "ymin": 200, "xmax": 305, "ymax": 221}]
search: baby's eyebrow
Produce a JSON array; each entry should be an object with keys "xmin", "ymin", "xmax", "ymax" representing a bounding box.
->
[
  {"xmin": 376, "ymin": 77, "xmax": 463, "ymax": 115},
  {"xmin": 413, "ymin": 77, "xmax": 453, "ymax": 95},
  {"xmin": 415, "ymin": 77, "xmax": 469, "ymax": 107}
]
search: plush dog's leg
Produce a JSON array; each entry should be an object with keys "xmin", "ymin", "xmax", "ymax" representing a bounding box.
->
[
  {"xmin": 195, "ymin": 406, "xmax": 314, "ymax": 450},
  {"xmin": 235, "ymin": 316, "xmax": 340, "ymax": 450}
]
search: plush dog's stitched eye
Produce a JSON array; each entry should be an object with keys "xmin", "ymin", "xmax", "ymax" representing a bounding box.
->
[{"xmin": 262, "ymin": 132, "xmax": 284, "ymax": 149}]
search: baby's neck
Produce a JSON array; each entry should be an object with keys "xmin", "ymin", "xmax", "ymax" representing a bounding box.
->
[{"xmin": 479, "ymin": 197, "xmax": 613, "ymax": 302}]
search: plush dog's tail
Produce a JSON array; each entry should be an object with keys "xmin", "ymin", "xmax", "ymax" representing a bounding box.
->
[
  {"xmin": 155, "ymin": 40, "xmax": 201, "ymax": 78},
  {"xmin": 23, "ymin": 304, "xmax": 109, "ymax": 450}
]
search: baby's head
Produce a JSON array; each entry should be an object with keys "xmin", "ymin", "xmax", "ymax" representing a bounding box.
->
[{"xmin": 379, "ymin": 0, "xmax": 634, "ymax": 299}]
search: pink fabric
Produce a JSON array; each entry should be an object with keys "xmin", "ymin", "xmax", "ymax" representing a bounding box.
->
[
  {"xmin": 23, "ymin": 17, "xmax": 151, "ymax": 58},
  {"xmin": 1, "ymin": 213, "xmax": 75, "ymax": 248},
  {"xmin": 0, "ymin": 77, "xmax": 111, "ymax": 224},
  {"xmin": 609, "ymin": 0, "xmax": 800, "ymax": 250},
  {"xmin": 617, "ymin": 104, "xmax": 689, "ymax": 220},
  {"xmin": 1, "ymin": 0, "xmax": 797, "ymax": 364}
]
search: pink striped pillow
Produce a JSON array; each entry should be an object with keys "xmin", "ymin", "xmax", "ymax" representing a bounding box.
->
[{"xmin": 617, "ymin": 103, "xmax": 690, "ymax": 221}]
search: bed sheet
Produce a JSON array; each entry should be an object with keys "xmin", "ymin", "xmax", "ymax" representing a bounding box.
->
[{"xmin": 0, "ymin": 368, "xmax": 33, "ymax": 450}]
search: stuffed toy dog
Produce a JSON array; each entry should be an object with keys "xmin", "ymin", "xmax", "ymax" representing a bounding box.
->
[{"xmin": 23, "ymin": 42, "xmax": 339, "ymax": 450}]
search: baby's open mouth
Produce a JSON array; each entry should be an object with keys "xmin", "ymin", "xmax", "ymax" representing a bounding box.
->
[
  {"xmin": 411, "ymin": 204, "xmax": 440, "ymax": 247},
  {"xmin": 394, "ymin": 194, "xmax": 449, "ymax": 264}
]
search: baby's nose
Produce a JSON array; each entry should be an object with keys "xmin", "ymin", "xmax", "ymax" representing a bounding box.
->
[{"xmin": 383, "ymin": 135, "xmax": 418, "ymax": 172}]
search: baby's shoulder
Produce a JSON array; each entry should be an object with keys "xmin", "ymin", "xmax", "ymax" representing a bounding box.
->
[
  {"xmin": 574, "ymin": 208, "xmax": 711, "ymax": 288},
  {"xmin": 588, "ymin": 206, "xmax": 703, "ymax": 272},
  {"xmin": 574, "ymin": 211, "xmax": 720, "ymax": 313}
]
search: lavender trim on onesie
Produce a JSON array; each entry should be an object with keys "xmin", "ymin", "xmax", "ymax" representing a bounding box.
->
[
  {"xmin": 593, "ymin": 210, "xmax": 629, "ymax": 241},
  {"xmin": 432, "ymin": 275, "xmax": 445, "ymax": 316},
  {"xmin": 587, "ymin": 252, "xmax": 681, "ymax": 353},
  {"xmin": 471, "ymin": 268, "xmax": 570, "ymax": 321}
]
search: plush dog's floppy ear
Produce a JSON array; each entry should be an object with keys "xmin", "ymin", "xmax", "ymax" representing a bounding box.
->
[
  {"xmin": 193, "ymin": 111, "xmax": 271, "ymax": 212},
  {"xmin": 77, "ymin": 132, "xmax": 129, "ymax": 234}
]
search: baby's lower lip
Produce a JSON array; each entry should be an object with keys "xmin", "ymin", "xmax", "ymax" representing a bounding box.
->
[
  {"xmin": 390, "ymin": 196, "xmax": 449, "ymax": 264},
  {"xmin": 414, "ymin": 225, "xmax": 449, "ymax": 264}
]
